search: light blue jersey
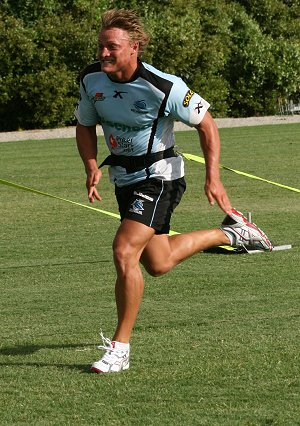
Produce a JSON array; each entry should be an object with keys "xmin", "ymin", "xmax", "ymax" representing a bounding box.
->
[{"xmin": 75, "ymin": 60, "xmax": 210, "ymax": 186}]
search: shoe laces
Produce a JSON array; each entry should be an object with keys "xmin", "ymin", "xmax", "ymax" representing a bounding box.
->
[
  {"xmin": 96, "ymin": 332, "xmax": 129, "ymax": 365},
  {"xmin": 97, "ymin": 331, "xmax": 117, "ymax": 353}
]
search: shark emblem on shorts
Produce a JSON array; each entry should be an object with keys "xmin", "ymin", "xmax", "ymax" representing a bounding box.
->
[{"xmin": 129, "ymin": 199, "xmax": 144, "ymax": 215}]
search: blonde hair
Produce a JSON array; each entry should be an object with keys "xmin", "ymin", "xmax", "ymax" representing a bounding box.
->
[{"xmin": 101, "ymin": 9, "xmax": 150, "ymax": 55}]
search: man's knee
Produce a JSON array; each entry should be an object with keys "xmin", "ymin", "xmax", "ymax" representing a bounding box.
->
[
  {"xmin": 142, "ymin": 261, "xmax": 171, "ymax": 277},
  {"xmin": 113, "ymin": 237, "xmax": 133, "ymax": 266},
  {"xmin": 113, "ymin": 220, "xmax": 155, "ymax": 268}
]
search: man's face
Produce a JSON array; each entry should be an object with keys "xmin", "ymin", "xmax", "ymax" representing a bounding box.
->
[{"xmin": 98, "ymin": 28, "xmax": 138, "ymax": 81}]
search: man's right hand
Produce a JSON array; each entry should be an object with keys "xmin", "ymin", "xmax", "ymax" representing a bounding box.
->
[{"xmin": 86, "ymin": 168, "xmax": 102, "ymax": 203}]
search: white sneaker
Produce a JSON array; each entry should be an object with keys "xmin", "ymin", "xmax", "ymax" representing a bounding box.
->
[
  {"xmin": 90, "ymin": 333, "xmax": 130, "ymax": 373},
  {"xmin": 220, "ymin": 208, "xmax": 273, "ymax": 251}
]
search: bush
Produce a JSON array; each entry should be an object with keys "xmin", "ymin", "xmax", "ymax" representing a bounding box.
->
[
  {"xmin": 0, "ymin": 0, "xmax": 299, "ymax": 130},
  {"xmin": 0, "ymin": 1, "xmax": 106, "ymax": 130}
]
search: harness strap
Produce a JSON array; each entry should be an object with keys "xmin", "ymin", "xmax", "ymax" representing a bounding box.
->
[{"xmin": 98, "ymin": 146, "xmax": 177, "ymax": 174}]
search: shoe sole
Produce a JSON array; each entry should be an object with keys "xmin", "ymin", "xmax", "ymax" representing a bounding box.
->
[{"xmin": 90, "ymin": 363, "xmax": 130, "ymax": 373}]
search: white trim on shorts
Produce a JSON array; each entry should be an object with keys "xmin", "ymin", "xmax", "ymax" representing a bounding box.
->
[{"xmin": 149, "ymin": 180, "xmax": 164, "ymax": 228}]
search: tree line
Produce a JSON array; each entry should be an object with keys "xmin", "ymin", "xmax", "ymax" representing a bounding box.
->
[{"xmin": 0, "ymin": 0, "xmax": 299, "ymax": 131}]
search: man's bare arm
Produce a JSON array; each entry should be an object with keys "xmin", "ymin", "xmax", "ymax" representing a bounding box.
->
[
  {"xmin": 76, "ymin": 123, "xmax": 102, "ymax": 203},
  {"xmin": 196, "ymin": 111, "xmax": 232, "ymax": 214}
]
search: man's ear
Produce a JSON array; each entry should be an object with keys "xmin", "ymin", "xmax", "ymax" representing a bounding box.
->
[{"xmin": 132, "ymin": 41, "xmax": 139, "ymax": 53}]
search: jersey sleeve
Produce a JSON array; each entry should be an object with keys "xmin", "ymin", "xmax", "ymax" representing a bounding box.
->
[
  {"xmin": 166, "ymin": 77, "xmax": 210, "ymax": 126},
  {"xmin": 74, "ymin": 80, "xmax": 100, "ymax": 126}
]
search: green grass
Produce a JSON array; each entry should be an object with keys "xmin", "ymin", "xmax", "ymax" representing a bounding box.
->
[{"xmin": 0, "ymin": 123, "xmax": 299, "ymax": 425}]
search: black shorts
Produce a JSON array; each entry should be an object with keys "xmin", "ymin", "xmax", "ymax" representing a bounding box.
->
[{"xmin": 115, "ymin": 177, "xmax": 186, "ymax": 234}]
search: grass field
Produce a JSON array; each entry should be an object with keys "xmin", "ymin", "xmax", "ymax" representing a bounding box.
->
[{"xmin": 0, "ymin": 123, "xmax": 299, "ymax": 425}]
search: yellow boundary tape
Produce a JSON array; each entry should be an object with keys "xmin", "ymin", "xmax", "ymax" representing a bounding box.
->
[
  {"xmin": 1, "ymin": 152, "xmax": 298, "ymax": 252},
  {"xmin": 0, "ymin": 178, "xmax": 234, "ymax": 250},
  {"xmin": 0, "ymin": 178, "xmax": 120, "ymax": 219},
  {"xmin": 182, "ymin": 153, "xmax": 300, "ymax": 193}
]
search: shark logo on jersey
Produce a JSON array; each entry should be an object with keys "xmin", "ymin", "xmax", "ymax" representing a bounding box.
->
[
  {"xmin": 92, "ymin": 92, "xmax": 106, "ymax": 103},
  {"xmin": 129, "ymin": 199, "xmax": 144, "ymax": 215},
  {"xmin": 131, "ymin": 100, "xmax": 148, "ymax": 114},
  {"xmin": 134, "ymin": 100, "xmax": 147, "ymax": 110}
]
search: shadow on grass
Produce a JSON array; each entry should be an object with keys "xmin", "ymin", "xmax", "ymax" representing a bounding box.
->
[
  {"xmin": 0, "ymin": 343, "xmax": 98, "ymax": 373},
  {"xmin": 1, "ymin": 259, "xmax": 111, "ymax": 270},
  {"xmin": 0, "ymin": 361, "xmax": 91, "ymax": 373},
  {"xmin": 0, "ymin": 343, "xmax": 95, "ymax": 356},
  {"xmin": 203, "ymin": 247, "xmax": 239, "ymax": 255}
]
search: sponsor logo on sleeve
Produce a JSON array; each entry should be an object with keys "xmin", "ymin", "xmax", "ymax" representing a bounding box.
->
[{"xmin": 183, "ymin": 89, "xmax": 195, "ymax": 107}]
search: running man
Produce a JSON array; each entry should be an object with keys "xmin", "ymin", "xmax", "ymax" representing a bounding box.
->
[{"xmin": 75, "ymin": 9, "xmax": 273, "ymax": 373}]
